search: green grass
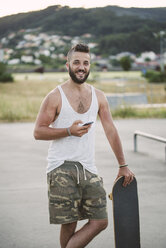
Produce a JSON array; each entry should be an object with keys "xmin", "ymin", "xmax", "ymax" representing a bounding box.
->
[
  {"xmin": 112, "ymin": 107, "xmax": 166, "ymax": 119},
  {"xmin": 0, "ymin": 71, "xmax": 166, "ymax": 122}
]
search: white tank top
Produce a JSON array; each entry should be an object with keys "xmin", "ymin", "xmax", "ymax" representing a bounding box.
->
[{"xmin": 46, "ymin": 84, "xmax": 99, "ymax": 174}]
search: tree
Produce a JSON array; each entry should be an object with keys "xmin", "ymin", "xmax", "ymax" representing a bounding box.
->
[{"xmin": 120, "ymin": 56, "xmax": 131, "ymax": 71}]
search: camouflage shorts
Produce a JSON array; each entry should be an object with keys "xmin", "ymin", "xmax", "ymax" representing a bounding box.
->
[{"xmin": 47, "ymin": 161, "xmax": 108, "ymax": 224}]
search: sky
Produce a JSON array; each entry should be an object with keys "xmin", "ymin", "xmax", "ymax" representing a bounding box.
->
[{"xmin": 1, "ymin": 0, "xmax": 166, "ymax": 18}]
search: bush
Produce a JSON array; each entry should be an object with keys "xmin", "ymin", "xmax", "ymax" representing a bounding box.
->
[
  {"xmin": 120, "ymin": 56, "xmax": 131, "ymax": 71},
  {"xmin": 0, "ymin": 62, "xmax": 14, "ymax": 83},
  {"xmin": 0, "ymin": 73, "xmax": 14, "ymax": 82},
  {"xmin": 143, "ymin": 70, "xmax": 166, "ymax": 83},
  {"xmin": 0, "ymin": 62, "xmax": 7, "ymax": 75}
]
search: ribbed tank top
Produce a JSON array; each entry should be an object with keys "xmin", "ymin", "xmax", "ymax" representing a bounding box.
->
[{"xmin": 46, "ymin": 84, "xmax": 99, "ymax": 174}]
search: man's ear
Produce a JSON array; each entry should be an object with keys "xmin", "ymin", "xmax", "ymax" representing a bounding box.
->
[{"xmin": 66, "ymin": 62, "xmax": 69, "ymax": 71}]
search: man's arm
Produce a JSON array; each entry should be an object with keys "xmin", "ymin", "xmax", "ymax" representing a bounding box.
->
[
  {"xmin": 97, "ymin": 89, "xmax": 134, "ymax": 186},
  {"xmin": 34, "ymin": 89, "xmax": 68, "ymax": 140},
  {"xmin": 34, "ymin": 88, "xmax": 91, "ymax": 140}
]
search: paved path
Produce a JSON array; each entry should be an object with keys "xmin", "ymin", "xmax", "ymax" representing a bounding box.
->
[{"xmin": 0, "ymin": 119, "xmax": 166, "ymax": 248}]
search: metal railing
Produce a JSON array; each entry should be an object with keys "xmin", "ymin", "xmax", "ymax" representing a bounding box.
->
[{"xmin": 134, "ymin": 130, "xmax": 166, "ymax": 162}]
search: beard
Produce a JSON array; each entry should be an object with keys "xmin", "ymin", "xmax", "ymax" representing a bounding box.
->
[{"xmin": 69, "ymin": 66, "xmax": 90, "ymax": 84}]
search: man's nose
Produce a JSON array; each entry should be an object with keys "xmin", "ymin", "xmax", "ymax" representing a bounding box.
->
[{"xmin": 78, "ymin": 63, "xmax": 84, "ymax": 70}]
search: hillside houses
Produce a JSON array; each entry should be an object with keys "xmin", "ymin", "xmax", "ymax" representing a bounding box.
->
[{"xmin": 0, "ymin": 28, "xmax": 164, "ymax": 71}]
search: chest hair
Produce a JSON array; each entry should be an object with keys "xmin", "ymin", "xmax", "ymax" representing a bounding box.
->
[{"xmin": 69, "ymin": 94, "xmax": 91, "ymax": 114}]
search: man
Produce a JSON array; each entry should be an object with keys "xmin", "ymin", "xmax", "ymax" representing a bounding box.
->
[{"xmin": 34, "ymin": 43, "xmax": 134, "ymax": 248}]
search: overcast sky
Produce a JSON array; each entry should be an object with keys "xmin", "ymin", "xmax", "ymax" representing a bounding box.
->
[{"xmin": 1, "ymin": 0, "xmax": 166, "ymax": 17}]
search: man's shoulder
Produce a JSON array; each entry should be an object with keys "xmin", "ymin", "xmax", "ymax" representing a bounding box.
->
[
  {"xmin": 91, "ymin": 87, "xmax": 108, "ymax": 108},
  {"xmin": 45, "ymin": 87, "xmax": 61, "ymax": 105},
  {"xmin": 93, "ymin": 87, "xmax": 106, "ymax": 100}
]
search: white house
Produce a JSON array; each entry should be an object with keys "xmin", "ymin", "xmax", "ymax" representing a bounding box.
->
[
  {"xmin": 21, "ymin": 55, "xmax": 34, "ymax": 63},
  {"xmin": 8, "ymin": 58, "xmax": 20, "ymax": 65}
]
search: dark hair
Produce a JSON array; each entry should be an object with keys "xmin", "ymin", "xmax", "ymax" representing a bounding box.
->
[{"xmin": 67, "ymin": 43, "xmax": 90, "ymax": 61}]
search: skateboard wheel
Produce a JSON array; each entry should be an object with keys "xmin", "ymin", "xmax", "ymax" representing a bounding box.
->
[{"xmin": 108, "ymin": 193, "xmax": 112, "ymax": 200}]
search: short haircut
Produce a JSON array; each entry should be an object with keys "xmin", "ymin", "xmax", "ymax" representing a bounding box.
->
[{"xmin": 67, "ymin": 43, "xmax": 90, "ymax": 62}]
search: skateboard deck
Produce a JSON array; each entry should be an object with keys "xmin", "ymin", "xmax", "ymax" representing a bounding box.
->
[{"xmin": 109, "ymin": 176, "xmax": 141, "ymax": 248}]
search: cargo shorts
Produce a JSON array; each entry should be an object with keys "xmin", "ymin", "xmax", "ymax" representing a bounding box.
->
[{"xmin": 47, "ymin": 161, "xmax": 108, "ymax": 224}]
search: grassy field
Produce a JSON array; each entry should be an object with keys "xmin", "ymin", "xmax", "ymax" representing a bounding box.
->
[{"xmin": 0, "ymin": 71, "xmax": 166, "ymax": 122}]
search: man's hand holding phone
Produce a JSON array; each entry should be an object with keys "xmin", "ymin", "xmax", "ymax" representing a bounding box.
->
[
  {"xmin": 69, "ymin": 120, "xmax": 93, "ymax": 137},
  {"xmin": 82, "ymin": 121, "xmax": 94, "ymax": 126}
]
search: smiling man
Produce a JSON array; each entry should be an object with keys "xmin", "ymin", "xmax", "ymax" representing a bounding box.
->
[
  {"xmin": 68, "ymin": 48, "xmax": 90, "ymax": 84},
  {"xmin": 34, "ymin": 43, "xmax": 134, "ymax": 248}
]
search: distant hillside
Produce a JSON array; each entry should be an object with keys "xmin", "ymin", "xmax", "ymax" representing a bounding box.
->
[
  {"xmin": 106, "ymin": 6, "xmax": 166, "ymax": 22},
  {"xmin": 0, "ymin": 5, "xmax": 166, "ymax": 54}
]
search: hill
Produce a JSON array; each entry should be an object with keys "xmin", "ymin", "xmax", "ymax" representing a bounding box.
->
[
  {"xmin": 0, "ymin": 5, "xmax": 166, "ymax": 54},
  {"xmin": 106, "ymin": 6, "xmax": 166, "ymax": 22}
]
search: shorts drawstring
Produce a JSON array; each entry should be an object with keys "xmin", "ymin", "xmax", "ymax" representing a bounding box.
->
[
  {"xmin": 74, "ymin": 164, "xmax": 80, "ymax": 184},
  {"xmin": 74, "ymin": 164, "xmax": 87, "ymax": 184},
  {"xmin": 83, "ymin": 166, "xmax": 87, "ymax": 181}
]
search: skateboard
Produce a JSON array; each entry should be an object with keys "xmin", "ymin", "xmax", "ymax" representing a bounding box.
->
[{"xmin": 109, "ymin": 176, "xmax": 141, "ymax": 248}]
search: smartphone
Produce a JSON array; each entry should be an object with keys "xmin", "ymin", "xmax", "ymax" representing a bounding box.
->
[{"xmin": 82, "ymin": 121, "xmax": 94, "ymax": 126}]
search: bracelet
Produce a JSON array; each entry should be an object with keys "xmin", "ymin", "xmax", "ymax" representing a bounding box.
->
[
  {"xmin": 119, "ymin": 164, "xmax": 128, "ymax": 168},
  {"xmin": 67, "ymin": 127, "xmax": 71, "ymax": 136}
]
